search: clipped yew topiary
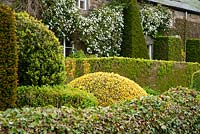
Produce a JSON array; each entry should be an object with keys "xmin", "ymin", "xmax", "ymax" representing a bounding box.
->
[
  {"xmin": 186, "ymin": 38, "xmax": 200, "ymax": 63},
  {"xmin": 0, "ymin": 4, "xmax": 18, "ymax": 111},
  {"xmin": 153, "ymin": 36, "xmax": 184, "ymax": 61},
  {"xmin": 68, "ymin": 72, "xmax": 148, "ymax": 106},
  {"xmin": 120, "ymin": 0, "xmax": 149, "ymax": 59},
  {"xmin": 16, "ymin": 12, "xmax": 65, "ymax": 86}
]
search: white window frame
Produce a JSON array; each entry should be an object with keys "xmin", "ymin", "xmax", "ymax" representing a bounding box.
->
[
  {"xmin": 77, "ymin": 0, "xmax": 89, "ymax": 10},
  {"xmin": 147, "ymin": 44, "xmax": 153, "ymax": 60},
  {"xmin": 63, "ymin": 37, "xmax": 74, "ymax": 57}
]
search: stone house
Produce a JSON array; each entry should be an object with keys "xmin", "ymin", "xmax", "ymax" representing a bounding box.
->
[
  {"xmin": 138, "ymin": 0, "xmax": 200, "ymax": 59},
  {"xmin": 77, "ymin": 0, "xmax": 200, "ymax": 58},
  {"xmin": 141, "ymin": 0, "xmax": 200, "ymax": 38}
]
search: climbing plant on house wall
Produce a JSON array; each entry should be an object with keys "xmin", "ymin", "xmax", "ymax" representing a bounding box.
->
[
  {"xmin": 41, "ymin": 0, "xmax": 79, "ymax": 40},
  {"xmin": 42, "ymin": 0, "xmax": 124, "ymax": 57},
  {"xmin": 140, "ymin": 4, "xmax": 172, "ymax": 37},
  {"xmin": 78, "ymin": 5, "xmax": 124, "ymax": 57}
]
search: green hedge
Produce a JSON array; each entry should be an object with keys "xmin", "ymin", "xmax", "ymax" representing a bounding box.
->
[
  {"xmin": 120, "ymin": 0, "xmax": 149, "ymax": 59},
  {"xmin": 16, "ymin": 12, "xmax": 65, "ymax": 86},
  {"xmin": 0, "ymin": 4, "xmax": 18, "ymax": 111},
  {"xmin": 191, "ymin": 70, "xmax": 200, "ymax": 91},
  {"xmin": 186, "ymin": 38, "xmax": 200, "ymax": 63},
  {"xmin": 0, "ymin": 87, "xmax": 199, "ymax": 133},
  {"xmin": 65, "ymin": 57, "xmax": 200, "ymax": 92},
  {"xmin": 17, "ymin": 85, "xmax": 98, "ymax": 108},
  {"xmin": 153, "ymin": 36, "xmax": 184, "ymax": 61}
]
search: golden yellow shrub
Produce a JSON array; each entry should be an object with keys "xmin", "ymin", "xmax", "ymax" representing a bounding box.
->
[{"xmin": 68, "ymin": 72, "xmax": 148, "ymax": 106}]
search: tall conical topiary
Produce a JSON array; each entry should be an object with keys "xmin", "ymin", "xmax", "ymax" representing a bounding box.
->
[
  {"xmin": 0, "ymin": 4, "xmax": 18, "ymax": 111},
  {"xmin": 120, "ymin": 0, "xmax": 149, "ymax": 59}
]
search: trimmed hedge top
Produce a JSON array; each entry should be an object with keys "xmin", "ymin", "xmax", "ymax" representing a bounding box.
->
[
  {"xmin": 65, "ymin": 57, "xmax": 200, "ymax": 92},
  {"xmin": 68, "ymin": 72, "xmax": 148, "ymax": 106},
  {"xmin": 17, "ymin": 85, "xmax": 98, "ymax": 108}
]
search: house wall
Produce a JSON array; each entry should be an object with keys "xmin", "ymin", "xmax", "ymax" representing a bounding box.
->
[
  {"xmin": 169, "ymin": 9, "xmax": 200, "ymax": 40},
  {"xmin": 172, "ymin": 10, "xmax": 200, "ymax": 23},
  {"xmin": 89, "ymin": 0, "xmax": 110, "ymax": 9}
]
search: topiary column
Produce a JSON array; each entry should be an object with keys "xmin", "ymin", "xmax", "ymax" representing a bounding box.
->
[
  {"xmin": 120, "ymin": 0, "xmax": 149, "ymax": 59},
  {"xmin": 0, "ymin": 4, "xmax": 18, "ymax": 111}
]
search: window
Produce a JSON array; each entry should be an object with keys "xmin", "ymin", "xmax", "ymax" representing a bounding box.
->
[
  {"xmin": 62, "ymin": 37, "xmax": 74, "ymax": 57},
  {"xmin": 77, "ymin": 0, "xmax": 89, "ymax": 10}
]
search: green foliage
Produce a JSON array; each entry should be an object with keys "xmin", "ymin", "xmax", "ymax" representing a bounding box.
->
[
  {"xmin": 120, "ymin": 0, "xmax": 149, "ymax": 59},
  {"xmin": 140, "ymin": 4, "xmax": 172, "ymax": 37},
  {"xmin": 191, "ymin": 70, "xmax": 200, "ymax": 91},
  {"xmin": 65, "ymin": 57, "xmax": 200, "ymax": 92},
  {"xmin": 143, "ymin": 87, "xmax": 161, "ymax": 95},
  {"xmin": 153, "ymin": 36, "xmax": 184, "ymax": 61},
  {"xmin": 186, "ymin": 38, "xmax": 200, "ymax": 63},
  {"xmin": 42, "ymin": 0, "xmax": 124, "ymax": 57},
  {"xmin": 0, "ymin": 4, "xmax": 18, "ymax": 111},
  {"xmin": 68, "ymin": 72, "xmax": 148, "ymax": 106},
  {"xmin": 68, "ymin": 50, "xmax": 87, "ymax": 58},
  {"xmin": 41, "ymin": 0, "xmax": 79, "ymax": 39},
  {"xmin": 17, "ymin": 85, "xmax": 97, "ymax": 108},
  {"xmin": 0, "ymin": 87, "xmax": 199, "ymax": 133},
  {"xmin": 16, "ymin": 12, "xmax": 65, "ymax": 86},
  {"xmin": 79, "ymin": 5, "xmax": 124, "ymax": 57}
]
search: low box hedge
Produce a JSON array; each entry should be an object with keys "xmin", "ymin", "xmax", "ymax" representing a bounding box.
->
[
  {"xmin": 16, "ymin": 85, "xmax": 98, "ymax": 108},
  {"xmin": 0, "ymin": 87, "xmax": 199, "ymax": 133},
  {"xmin": 65, "ymin": 57, "xmax": 200, "ymax": 92}
]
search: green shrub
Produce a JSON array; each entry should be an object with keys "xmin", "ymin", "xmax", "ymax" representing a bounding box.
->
[
  {"xmin": 17, "ymin": 85, "xmax": 97, "ymax": 108},
  {"xmin": 0, "ymin": 4, "xmax": 18, "ymax": 111},
  {"xmin": 0, "ymin": 87, "xmax": 199, "ymax": 133},
  {"xmin": 68, "ymin": 72, "xmax": 148, "ymax": 106},
  {"xmin": 78, "ymin": 4, "xmax": 123, "ymax": 57},
  {"xmin": 65, "ymin": 57, "xmax": 200, "ymax": 92},
  {"xmin": 68, "ymin": 50, "xmax": 87, "ymax": 58},
  {"xmin": 16, "ymin": 12, "xmax": 65, "ymax": 86},
  {"xmin": 120, "ymin": 0, "xmax": 149, "ymax": 59},
  {"xmin": 162, "ymin": 87, "xmax": 200, "ymax": 106},
  {"xmin": 191, "ymin": 70, "xmax": 200, "ymax": 91},
  {"xmin": 153, "ymin": 36, "xmax": 184, "ymax": 61},
  {"xmin": 140, "ymin": 4, "xmax": 172, "ymax": 37},
  {"xmin": 186, "ymin": 38, "xmax": 200, "ymax": 63},
  {"xmin": 143, "ymin": 87, "xmax": 161, "ymax": 95}
]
